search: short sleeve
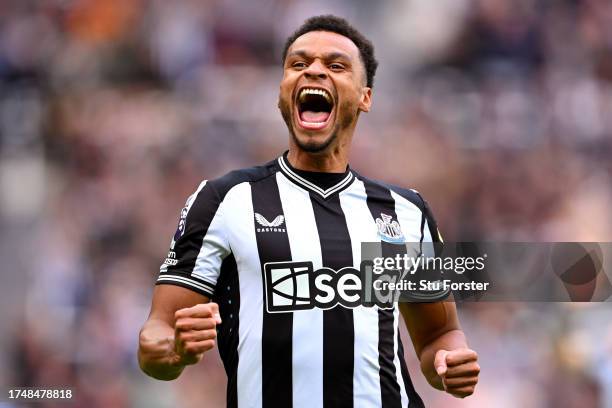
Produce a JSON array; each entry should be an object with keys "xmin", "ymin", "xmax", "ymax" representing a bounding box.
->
[
  {"xmin": 421, "ymin": 198, "xmax": 443, "ymax": 245},
  {"xmin": 157, "ymin": 180, "xmax": 231, "ymax": 298},
  {"xmin": 406, "ymin": 195, "xmax": 450, "ymax": 301}
]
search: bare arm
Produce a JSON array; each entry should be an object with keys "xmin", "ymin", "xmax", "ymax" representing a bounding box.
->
[
  {"xmin": 138, "ymin": 285, "xmax": 219, "ymax": 381},
  {"xmin": 400, "ymin": 301, "xmax": 479, "ymax": 397}
]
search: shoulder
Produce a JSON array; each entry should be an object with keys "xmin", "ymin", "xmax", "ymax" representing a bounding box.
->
[
  {"xmin": 202, "ymin": 158, "xmax": 279, "ymax": 201},
  {"xmin": 178, "ymin": 159, "xmax": 278, "ymax": 220},
  {"xmin": 354, "ymin": 172, "xmax": 427, "ymax": 212},
  {"xmin": 353, "ymin": 172, "xmax": 442, "ymax": 242}
]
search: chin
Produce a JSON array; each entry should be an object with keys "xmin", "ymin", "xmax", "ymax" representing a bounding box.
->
[{"xmin": 292, "ymin": 129, "xmax": 338, "ymax": 153}]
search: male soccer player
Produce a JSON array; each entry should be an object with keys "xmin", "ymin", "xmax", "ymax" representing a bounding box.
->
[{"xmin": 138, "ymin": 15, "xmax": 479, "ymax": 408}]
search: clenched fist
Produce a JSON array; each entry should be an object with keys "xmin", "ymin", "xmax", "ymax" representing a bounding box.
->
[
  {"xmin": 173, "ymin": 303, "xmax": 222, "ymax": 366},
  {"xmin": 434, "ymin": 348, "xmax": 479, "ymax": 398}
]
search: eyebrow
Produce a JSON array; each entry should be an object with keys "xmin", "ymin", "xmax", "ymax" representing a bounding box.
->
[{"xmin": 287, "ymin": 49, "xmax": 352, "ymax": 62}]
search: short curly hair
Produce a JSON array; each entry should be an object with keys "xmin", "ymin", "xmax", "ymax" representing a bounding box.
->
[{"xmin": 282, "ymin": 15, "xmax": 378, "ymax": 88}]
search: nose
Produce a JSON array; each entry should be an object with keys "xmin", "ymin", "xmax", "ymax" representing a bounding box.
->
[{"xmin": 304, "ymin": 59, "xmax": 327, "ymax": 80}]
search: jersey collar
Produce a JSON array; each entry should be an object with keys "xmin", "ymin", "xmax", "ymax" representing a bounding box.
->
[{"xmin": 277, "ymin": 153, "xmax": 355, "ymax": 199}]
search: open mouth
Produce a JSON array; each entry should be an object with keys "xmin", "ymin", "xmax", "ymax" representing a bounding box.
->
[{"xmin": 295, "ymin": 87, "xmax": 334, "ymax": 130}]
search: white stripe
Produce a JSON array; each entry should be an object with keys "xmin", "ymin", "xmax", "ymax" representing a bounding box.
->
[
  {"xmin": 392, "ymin": 192, "xmax": 448, "ymax": 298},
  {"xmin": 157, "ymin": 276, "xmax": 214, "ymax": 295},
  {"xmin": 390, "ymin": 189, "xmax": 423, "ymax": 406},
  {"xmin": 393, "ymin": 306, "xmax": 410, "ymax": 407},
  {"xmin": 276, "ymin": 173, "xmax": 324, "ymax": 408},
  {"xmin": 339, "ymin": 179, "xmax": 384, "ymax": 407},
  {"xmin": 278, "ymin": 157, "xmax": 353, "ymax": 198},
  {"xmin": 223, "ymin": 182, "xmax": 264, "ymax": 408},
  {"xmin": 160, "ymin": 274, "xmax": 215, "ymax": 291},
  {"xmin": 192, "ymin": 191, "xmax": 232, "ymax": 288},
  {"xmin": 390, "ymin": 190, "xmax": 424, "ymax": 245},
  {"xmin": 391, "ymin": 190, "xmax": 439, "ymax": 405}
]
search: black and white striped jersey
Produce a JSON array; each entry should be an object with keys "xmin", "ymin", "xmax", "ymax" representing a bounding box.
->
[{"xmin": 157, "ymin": 152, "xmax": 442, "ymax": 408}]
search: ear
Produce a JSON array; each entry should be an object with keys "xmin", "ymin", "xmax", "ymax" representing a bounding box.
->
[{"xmin": 358, "ymin": 87, "xmax": 372, "ymax": 113}]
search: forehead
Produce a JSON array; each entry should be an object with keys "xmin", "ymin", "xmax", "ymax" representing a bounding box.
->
[{"xmin": 288, "ymin": 30, "xmax": 360, "ymax": 61}]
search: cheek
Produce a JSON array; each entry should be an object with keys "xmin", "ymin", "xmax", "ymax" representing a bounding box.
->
[
  {"xmin": 279, "ymin": 82, "xmax": 293, "ymax": 104},
  {"xmin": 337, "ymin": 90, "xmax": 362, "ymax": 112},
  {"xmin": 337, "ymin": 79, "xmax": 362, "ymax": 103},
  {"xmin": 280, "ymin": 72, "xmax": 297, "ymax": 91}
]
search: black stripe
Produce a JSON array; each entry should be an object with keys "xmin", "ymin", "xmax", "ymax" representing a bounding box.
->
[
  {"xmin": 309, "ymin": 193, "xmax": 355, "ymax": 408},
  {"xmin": 361, "ymin": 179, "xmax": 405, "ymax": 408},
  {"xmin": 213, "ymin": 255, "xmax": 240, "ymax": 408},
  {"xmin": 251, "ymin": 175, "xmax": 293, "ymax": 408},
  {"xmin": 378, "ymin": 307, "xmax": 402, "ymax": 408},
  {"xmin": 398, "ymin": 329, "xmax": 425, "ymax": 408}
]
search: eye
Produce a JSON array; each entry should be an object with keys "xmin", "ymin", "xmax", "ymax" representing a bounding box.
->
[
  {"xmin": 329, "ymin": 63, "xmax": 345, "ymax": 71},
  {"xmin": 292, "ymin": 61, "xmax": 307, "ymax": 69}
]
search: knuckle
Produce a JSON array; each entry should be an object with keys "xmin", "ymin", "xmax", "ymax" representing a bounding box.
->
[
  {"xmin": 138, "ymin": 330, "xmax": 151, "ymax": 345},
  {"xmin": 175, "ymin": 308, "xmax": 190, "ymax": 319},
  {"xmin": 195, "ymin": 330, "xmax": 214, "ymax": 341},
  {"xmin": 198, "ymin": 330, "xmax": 214, "ymax": 340}
]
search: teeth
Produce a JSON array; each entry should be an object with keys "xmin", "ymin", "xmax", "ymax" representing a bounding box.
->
[{"xmin": 298, "ymin": 88, "xmax": 332, "ymax": 104}]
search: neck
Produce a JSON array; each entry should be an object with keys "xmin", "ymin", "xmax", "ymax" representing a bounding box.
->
[{"xmin": 287, "ymin": 135, "xmax": 352, "ymax": 173}]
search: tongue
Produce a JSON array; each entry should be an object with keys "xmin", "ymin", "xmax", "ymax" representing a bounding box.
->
[{"xmin": 300, "ymin": 110, "xmax": 330, "ymax": 123}]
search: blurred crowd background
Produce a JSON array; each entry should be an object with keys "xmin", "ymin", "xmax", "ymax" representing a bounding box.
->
[{"xmin": 1, "ymin": 0, "xmax": 611, "ymax": 407}]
